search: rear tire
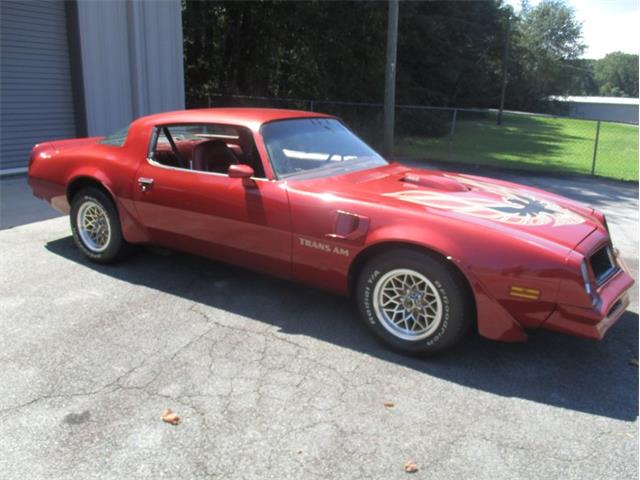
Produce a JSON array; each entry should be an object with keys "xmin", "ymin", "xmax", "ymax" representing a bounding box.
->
[
  {"xmin": 356, "ymin": 248, "xmax": 474, "ymax": 355},
  {"xmin": 70, "ymin": 187, "xmax": 131, "ymax": 264}
]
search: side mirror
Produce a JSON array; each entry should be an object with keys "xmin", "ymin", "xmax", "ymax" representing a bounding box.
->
[{"xmin": 228, "ymin": 164, "xmax": 256, "ymax": 187}]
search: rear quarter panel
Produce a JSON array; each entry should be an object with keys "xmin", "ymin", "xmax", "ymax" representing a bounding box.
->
[{"xmin": 28, "ymin": 123, "xmax": 150, "ymax": 242}]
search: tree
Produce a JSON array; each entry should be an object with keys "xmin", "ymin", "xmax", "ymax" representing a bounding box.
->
[
  {"xmin": 182, "ymin": 1, "xmax": 387, "ymax": 106},
  {"xmin": 182, "ymin": 0, "xmax": 512, "ymax": 110},
  {"xmin": 566, "ymin": 58, "xmax": 599, "ymax": 96},
  {"xmin": 396, "ymin": 1, "xmax": 509, "ymax": 108},
  {"xmin": 594, "ymin": 52, "xmax": 639, "ymax": 98},
  {"xmin": 507, "ymin": 0, "xmax": 585, "ymax": 110},
  {"xmin": 181, "ymin": 0, "xmax": 594, "ymax": 116}
]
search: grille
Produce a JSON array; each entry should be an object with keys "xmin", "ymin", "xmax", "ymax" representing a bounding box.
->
[{"xmin": 590, "ymin": 245, "xmax": 618, "ymax": 285}]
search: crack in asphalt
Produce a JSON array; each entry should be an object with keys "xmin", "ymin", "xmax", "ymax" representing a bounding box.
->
[{"xmin": 0, "ymin": 199, "xmax": 637, "ymax": 479}]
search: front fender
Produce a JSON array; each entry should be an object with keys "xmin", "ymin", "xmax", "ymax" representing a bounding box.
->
[{"xmin": 360, "ymin": 222, "xmax": 542, "ymax": 342}]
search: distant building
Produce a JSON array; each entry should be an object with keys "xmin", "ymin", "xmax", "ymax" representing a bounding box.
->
[
  {"xmin": 0, "ymin": 0, "xmax": 185, "ymax": 174},
  {"xmin": 549, "ymin": 96, "xmax": 639, "ymax": 125}
]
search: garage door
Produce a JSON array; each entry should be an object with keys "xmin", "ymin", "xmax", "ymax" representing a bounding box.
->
[{"xmin": 0, "ymin": 1, "xmax": 77, "ymax": 173}]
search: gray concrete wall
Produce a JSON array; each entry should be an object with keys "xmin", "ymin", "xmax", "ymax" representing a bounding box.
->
[{"xmin": 76, "ymin": 0, "xmax": 185, "ymax": 136}]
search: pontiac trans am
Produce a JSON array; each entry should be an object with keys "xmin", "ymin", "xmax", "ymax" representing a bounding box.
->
[{"xmin": 28, "ymin": 108, "xmax": 635, "ymax": 354}]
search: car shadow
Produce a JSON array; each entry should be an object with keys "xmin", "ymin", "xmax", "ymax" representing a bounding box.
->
[{"xmin": 46, "ymin": 236, "xmax": 639, "ymax": 422}]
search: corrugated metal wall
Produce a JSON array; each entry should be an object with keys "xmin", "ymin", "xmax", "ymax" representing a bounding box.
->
[
  {"xmin": 0, "ymin": 1, "xmax": 77, "ymax": 171},
  {"xmin": 76, "ymin": 0, "xmax": 185, "ymax": 137},
  {"xmin": 0, "ymin": 0, "xmax": 185, "ymax": 173}
]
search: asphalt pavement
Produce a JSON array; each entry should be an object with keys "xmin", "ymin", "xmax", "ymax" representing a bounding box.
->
[
  {"xmin": 0, "ymin": 174, "xmax": 61, "ymax": 230},
  {"xmin": 1, "ymin": 167, "xmax": 637, "ymax": 480}
]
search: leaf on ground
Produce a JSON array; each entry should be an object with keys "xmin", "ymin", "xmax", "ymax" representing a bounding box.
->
[
  {"xmin": 629, "ymin": 357, "xmax": 638, "ymax": 367},
  {"xmin": 404, "ymin": 461, "xmax": 419, "ymax": 473},
  {"xmin": 161, "ymin": 408, "xmax": 181, "ymax": 425},
  {"xmin": 383, "ymin": 401, "xmax": 395, "ymax": 408}
]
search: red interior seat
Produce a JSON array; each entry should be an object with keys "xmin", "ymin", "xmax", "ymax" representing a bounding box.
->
[{"xmin": 192, "ymin": 140, "xmax": 238, "ymax": 173}]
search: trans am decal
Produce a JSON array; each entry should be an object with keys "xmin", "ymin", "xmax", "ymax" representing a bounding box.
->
[
  {"xmin": 298, "ymin": 237, "xmax": 350, "ymax": 256},
  {"xmin": 384, "ymin": 176, "xmax": 585, "ymax": 227}
]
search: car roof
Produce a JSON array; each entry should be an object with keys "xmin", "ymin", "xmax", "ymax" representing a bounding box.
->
[{"xmin": 135, "ymin": 108, "xmax": 334, "ymax": 131}]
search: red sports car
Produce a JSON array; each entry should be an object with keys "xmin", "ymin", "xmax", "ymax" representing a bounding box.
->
[{"xmin": 28, "ymin": 108, "xmax": 634, "ymax": 354}]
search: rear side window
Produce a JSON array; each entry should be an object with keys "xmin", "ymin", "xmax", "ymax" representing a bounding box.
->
[{"xmin": 99, "ymin": 125, "xmax": 130, "ymax": 146}]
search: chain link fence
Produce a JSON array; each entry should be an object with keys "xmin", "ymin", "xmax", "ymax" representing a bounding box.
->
[{"xmin": 199, "ymin": 94, "xmax": 639, "ymax": 181}]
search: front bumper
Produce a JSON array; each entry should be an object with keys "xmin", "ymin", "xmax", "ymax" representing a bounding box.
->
[{"xmin": 543, "ymin": 254, "xmax": 635, "ymax": 339}]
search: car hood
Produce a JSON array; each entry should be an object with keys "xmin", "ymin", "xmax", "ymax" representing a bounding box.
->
[{"xmin": 291, "ymin": 163, "xmax": 599, "ymax": 250}]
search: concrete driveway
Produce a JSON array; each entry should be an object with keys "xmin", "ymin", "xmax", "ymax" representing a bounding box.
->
[{"xmin": 1, "ymin": 168, "xmax": 637, "ymax": 480}]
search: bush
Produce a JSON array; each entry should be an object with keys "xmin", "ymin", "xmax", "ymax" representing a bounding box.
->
[{"xmin": 396, "ymin": 109, "xmax": 451, "ymax": 138}]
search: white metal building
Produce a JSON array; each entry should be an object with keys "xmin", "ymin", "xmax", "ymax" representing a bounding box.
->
[
  {"xmin": 550, "ymin": 96, "xmax": 639, "ymax": 125},
  {"xmin": 0, "ymin": 0, "xmax": 185, "ymax": 175}
]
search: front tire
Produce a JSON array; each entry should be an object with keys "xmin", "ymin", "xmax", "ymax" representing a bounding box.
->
[
  {"xmin": 70, "ymin": 187, "xmax": 130, "ymax": 264},
  {"xmin": 356, "ymin": 248, "xmax": 474, "ymax": 355}
]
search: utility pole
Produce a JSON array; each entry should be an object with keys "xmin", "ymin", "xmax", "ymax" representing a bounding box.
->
[
  {"xmin": 497, "ymin": 14, "xmax": 511, "ymax": 126},
  {"xmin": 383, "ymin": 0, "xmax": 399, "ymax": 155}
]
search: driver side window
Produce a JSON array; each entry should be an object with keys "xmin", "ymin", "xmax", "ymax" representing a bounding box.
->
[{"xmin": 148, "ymin": 124, "xmax": 265, "ymax": 177}]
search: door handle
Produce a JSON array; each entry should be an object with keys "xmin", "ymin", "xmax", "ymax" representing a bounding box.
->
[{"xmin": 137, "ymin": 177, "xmax": 154, "ymax": 192}]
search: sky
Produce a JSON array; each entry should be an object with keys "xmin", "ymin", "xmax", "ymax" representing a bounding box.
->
[{"xmin": 505, "ymin": 0, "xmax": 639, "ymax": 59}]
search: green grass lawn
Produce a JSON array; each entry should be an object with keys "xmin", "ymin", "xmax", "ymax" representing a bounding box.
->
[{"xmin": 396, "ymin": 113, "xmax": 639, "ymax": 181}]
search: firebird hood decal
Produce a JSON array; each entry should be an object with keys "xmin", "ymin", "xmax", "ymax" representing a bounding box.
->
[{"xmin": 383, "ymin": 176, "xmax": 585, "ymax": 227}]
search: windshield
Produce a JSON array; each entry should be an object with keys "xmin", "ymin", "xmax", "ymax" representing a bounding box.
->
[{"xmin": 261, "ymin": 118, "xmax": 387, "ymax": 179}]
